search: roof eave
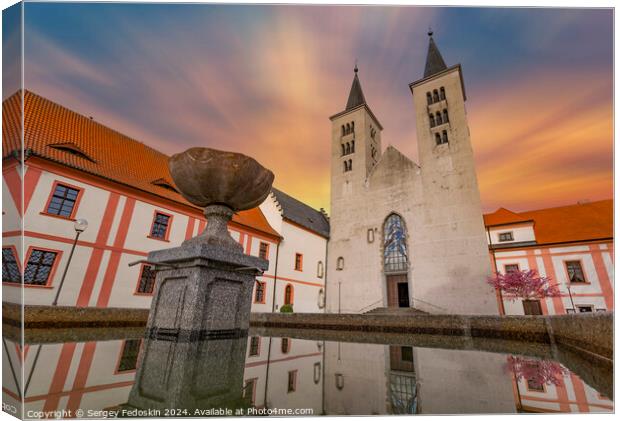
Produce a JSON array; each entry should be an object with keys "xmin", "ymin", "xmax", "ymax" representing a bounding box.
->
[{"xmin": 329, "ymin": 103, "xmax": 384, "ymax": 130}]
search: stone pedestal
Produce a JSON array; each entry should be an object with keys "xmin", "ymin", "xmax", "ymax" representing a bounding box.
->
[
  {"xmin": 145, "ymin": 240, "xmax": 268, "ymax": 340},
  {"xmin": 126, "ymin": 335, "xmax": 249, "ymax": 412}
]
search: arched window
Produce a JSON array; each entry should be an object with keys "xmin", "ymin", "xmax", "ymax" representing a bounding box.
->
[
  {"xmin": 346, "ymin": 143, "xmax": 351, "ymax": 154},
  {"xmin": 433, "ymin": 89, "xmax": 439, "ymax": 102},
  {"xmin": 346, "ymin": 123, "xmax": 350, "ymax": 134},
  {"xmin": 317, "ymin": 261, "xmax": 324, "ymax": 278},
  {"xmin": 281, "ymin": 338, "xmax": 290, "ymax": 354},
  {"xmin": 341, "ymin": 125, "xmax": 345, "ymax": 136},
  {"xmin": 351, "ymin": 121, "xmax": 355, "ymax": 132},
  {"xmin": 435, "ymin": 112, "xmax": 442, "ymax": 125},
  {"xmin": 336, "ymin": 256, "xmax": 344, "ymax": 270},
  {"xmin": 351, "ymin": 140, "xmax": 355, "ymax": 153},
  {"xmin": 426, "ymin": 92, "xmax": 432, "ymax": 105},
  {"xmin": 284, "ymin": 284, "xmax": 293, "ymax": 305},
  {"xmin": 343, "ymin": 161, "xmax": 348, "ymax": 172},
  {"xmin": 435, "ymin": 133, "xmax": 441, "ymax": 145},
  {"xmin": 440, "ymin": 87, "xmax": 446, "ymax": 100},
  {"xmin": 341, "ymin": 144, "xmax": 345, "ymax": 156},
  {"xmin": 383, "ymin": 214, "xmax": 408, "ymax": 273},
  {"xmin": 443, "ymin": 109, "xmax": 449, "ymax": 123},
  {"xmin": 442, "ymin": 130, "xmax": 448, "ymax": 144},
  {"xmin": 429, "ymin": 114, "xmax": 435, "ymax": 127},
  {"xmin": 348, "ymin": 159, "xmax": 352, "ymax": 171}
]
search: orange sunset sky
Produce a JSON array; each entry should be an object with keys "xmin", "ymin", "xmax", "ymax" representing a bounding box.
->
[{"xmin": 6, "ymin": 4, "xmax": 613, "ymax": 213}]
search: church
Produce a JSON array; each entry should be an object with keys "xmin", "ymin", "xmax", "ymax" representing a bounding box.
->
[{"xmin": 326, "ymin": 32, "xmax": 498, "ymax": 315}]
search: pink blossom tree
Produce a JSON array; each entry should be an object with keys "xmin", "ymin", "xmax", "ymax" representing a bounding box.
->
[
  {"xmin": 505, "ymin": 355, "xmax": 569, "ymax": 388},
  {"xmin": 487, "ymin": 269, "xmax": 561, "ymax": 301}
]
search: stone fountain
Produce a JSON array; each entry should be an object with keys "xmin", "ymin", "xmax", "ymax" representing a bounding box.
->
[{"xmin": 142, "ymin": 147, "xmax": 274, "ymax": 340}]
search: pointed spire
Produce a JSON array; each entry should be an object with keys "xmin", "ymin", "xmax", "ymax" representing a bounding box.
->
[
  {"xmin": 345, "ymin": 63, "xmax": 366, "ymax": 110},
  {"xmin": 423, "ymin": 30, "xmax": 448, "ymax": 78}
]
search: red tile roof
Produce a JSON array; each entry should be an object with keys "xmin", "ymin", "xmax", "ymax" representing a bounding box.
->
[
  {"xmin": 485, "ymin": 200, "xmax": 613, "ymax": 245},
  {"xmin": 2, "ymin": 90, "xmax": 280, "ymax": 239},
  {"xmin": 483, "ymin": 207, "xmax": 532, "ymax": 227}
]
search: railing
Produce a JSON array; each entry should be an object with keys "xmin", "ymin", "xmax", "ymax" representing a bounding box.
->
[{"xmin": 356, "ymin": 299, "xmax": 384, "ymax": 314}]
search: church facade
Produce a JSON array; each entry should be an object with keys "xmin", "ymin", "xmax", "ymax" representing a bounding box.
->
[{"xmin": 326, "ymin": 34, "xmax": 497, "ymax": 315}]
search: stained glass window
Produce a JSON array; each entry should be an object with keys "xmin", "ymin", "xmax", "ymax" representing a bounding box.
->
[{"xmin": 384, "ymin": 214, "xmax": 408, "ymax": 273}]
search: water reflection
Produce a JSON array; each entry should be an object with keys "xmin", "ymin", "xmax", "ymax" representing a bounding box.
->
[{"xmin": 1, "ymin": 332, "xmax": 612, "ymax": 417}]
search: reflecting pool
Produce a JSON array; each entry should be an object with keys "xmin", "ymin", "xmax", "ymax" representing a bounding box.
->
[{"xmin": 2, "ymin": 329, "xmax": 613, "ymax": 418}]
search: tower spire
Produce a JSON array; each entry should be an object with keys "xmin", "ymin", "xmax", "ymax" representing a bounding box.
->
[
  {"xmin": 345, "ymin": 63, "xmax": 366, "ymax": 110},
  {"xmin": 423, "ymin": 30, "xmax": 447, "ymax": 78}
]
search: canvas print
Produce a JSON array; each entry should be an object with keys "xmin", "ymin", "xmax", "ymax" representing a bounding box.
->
[{"xmin": 1, "ymin": 1, "xmax": 613, "ymax": 419}]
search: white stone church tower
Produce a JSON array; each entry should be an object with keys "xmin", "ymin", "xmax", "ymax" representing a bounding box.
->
[{"xmin": 326, "ymin": 32, "xmax": 497, "ymax": 315}]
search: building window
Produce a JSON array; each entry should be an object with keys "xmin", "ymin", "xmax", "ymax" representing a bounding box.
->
[
  {"xmin": 317, "ymin": 261, "xmax": 324, "ymax": 278},
  {"xmin": 566, "ymin": 261, "xmax": 586, "ymax": 283},
  {"xmin": 149, "ymin": 212, "xmax": 171, "ymax": 240},
  {"xmin": 284, "ymin": 284, "xmax": 294, "ymax": 305},
  {"xmin": 117, "ymin": 339, "xmax": 142, "ymax": 372},
  {"xmin": 367, "ymin": 228, "xmax": 375, "ymax": 243},
  {"xmin": 439, "ymin": 87, "xmax": 446, "ymax": 100},
  {"xmin": 335, "ymin": 373, "xmax": 345, "ymax": 390},
  {"xmin": 336, "ymin": 256, "xmax": 344, "ymax": 270},
  {"xmin": 429, "ymin": 114, "xmax": 435, "ymax": 127},
  {"xmin": 248, "ymin": 336, "xmax": 260, "ymax": 357},
  {"xmin": 426, "ymin": 92, "xmax": 432, "ymax": 105},
  {"xmin": 287, "ymin": 370, "xmax": 297, "ymax": 393},
  {"xmin": 401, "ymin": 346, "xmax": 413, "ymax": 363},
  {"xmin": 136, "ymin": 264, "xmax": 156, "ymax": 294},
  {"xmin": 443, "ymin": 109, "xmax": 449, "ymax": 123},
  {"xmin": 2, "ymin": 247, "xmax": 20, "ymax": 284},
  {"xmin": 24, "ymin": 249, "xmax": 58, "ymax": 286},
  {"xmin": 433, "ymin": 89, "xmax": 439, "ymax": 102},
  {"xmin": 254, "ymin": 281, "xmax": 266, "ymax": 303},
  {"xmin": 384, "ymin": 214, "xmax": 408, "ymax": 273},
  {"xmin": 504, "ymin": 264, "xmax": 519, "ymax": 274},
  {"xmin": 45, "ymin": 182, "xmax": 81, "ymax": 218},
  {"xmin": 435, "ymin": 133, "xmax": 442, "ymax": 145},
  {"xmin": 351, "ymin": 140, "xmax": 355, "ymax": 153},
  {"xmin": 435, "ymin": 112, "xmax": 442, "ymax": 125},
  {"xmin": 522, "ymin": 299, "xmax": 543, "ymax": 315},
  {"xmin": 577, "ymin": 305, "xmax": 593, "ymax": 313},
  {"xmin": 294, "ymin": 253, "xmax": 303, "ymax": 271},
  {"xmin": 259, "ymin": 242, "xmax": 269, "ymax": 259},
  {"xmin": 281, "ymin": 338, "xmax": 290, "ymax": 354},
  {"xmin": 498, "ymin": 232, "xmax": 514, "ymax": 242},
  {"xmin": 314, "ymin": 362, "xmax": 321, "ymax": 384},
  {"xmin": 243, "ymin": 378, "xmax": 257, "ymax": 405},
  {"xmin": 526, "ymin": 379, "xmax": 544, "ymax": 392}
]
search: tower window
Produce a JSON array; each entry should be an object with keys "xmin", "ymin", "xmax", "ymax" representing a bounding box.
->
[
  {"xmin": 351, "ymin": 121, "xmax": 355, "ymax": 132},
  {"xmin": 435, "ymin": 133, "xmax": 442, "ymax": 145},
  {"xmin": 426, "ymin": 92, "xmax": 432, "ymax": 105},
  {"xmin": 348, "ymin": 159, "xmax": 352, "ymax": 171},
  {"xmin": 343, "ymin": 161, "xmax": 348, "ymax": 172},
  {"xmin": 433, "ymin": 89, "xmax": 439, "ymax": 102},
  {"xmin": 346, "ymin": 143, "xmax": 351, "ymax": 154},
  {"xmin": 435, "ymin": 112, "xmax": 442, "ymax": 125},
  {"xmin": 442, "ymin": 130, "xmax": 448, "ymax": 144},
  {"xmin": 341, "ymin": 125, "xmax": 345, "ymax": 136},
  {"xmin": 341, "ymin": 144, "xmax": 345, "ymax": 156},
  {"xmin": 440, "ymin": 87, "xmax": 446, "ymax": 100},
  {"xmin": 351, "ymin": 140, "xmax": 355, "ymax": 153},
  {"xmin": 336, "ymin": 256, "xmax": 344, "ymax": 270},
  {"xmin": 443, "ymin": 109, "xmax": 449, "ymax": 123},
  {"xmin": 429, "ymin": 114, "xmax": 435, "ymax": 127}
]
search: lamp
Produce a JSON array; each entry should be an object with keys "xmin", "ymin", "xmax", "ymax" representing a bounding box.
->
[{"xmin": 52, "ymin": 218, "xmax": 88, "ymax": 306}]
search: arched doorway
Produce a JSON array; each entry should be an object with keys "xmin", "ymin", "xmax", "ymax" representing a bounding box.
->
[{"xmin": 383, "ymin": 213, "xmax": 409, "ymax": 308}]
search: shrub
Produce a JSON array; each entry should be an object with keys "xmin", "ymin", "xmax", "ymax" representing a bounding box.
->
[{"xmin": 280, "ymin": 304, "xmax": 294, "ymax": 313}]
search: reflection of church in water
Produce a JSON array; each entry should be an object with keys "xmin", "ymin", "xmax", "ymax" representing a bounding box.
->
[{"xmin": 326, "ymin": 32, "xmax": 497, "ymax": 315}]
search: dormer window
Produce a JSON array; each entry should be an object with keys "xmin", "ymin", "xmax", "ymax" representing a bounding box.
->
[
  {"xmin": 151, "ymin": 178, "xmax": 179, "ymax": 193},
  {"xmin": 48, "ymin": 143, "xmax": 96, "ymax": 163},
  {"xmin": 498, "ymin": 232, "xmax": 514, "ymax": 242}
]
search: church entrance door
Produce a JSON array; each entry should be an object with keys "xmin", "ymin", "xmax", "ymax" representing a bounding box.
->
[{"xmin": 387, "ymin": 274, "xmax": 409, "ymax": 308}]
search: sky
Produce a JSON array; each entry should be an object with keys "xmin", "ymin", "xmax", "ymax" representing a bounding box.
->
[{"xmin": 5, "ymin": 3, "xmax": 614, "ymax": 213}]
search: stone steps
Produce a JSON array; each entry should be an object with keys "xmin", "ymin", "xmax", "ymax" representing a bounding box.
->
[{"xmin": 364, "ymin": 307, "xmax": 428, "ymax": 316}]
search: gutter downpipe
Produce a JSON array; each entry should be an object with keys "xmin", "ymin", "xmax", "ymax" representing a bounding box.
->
[{"xmin": 487, "ymin": 227, "xmax": 506, "ymax": 315}]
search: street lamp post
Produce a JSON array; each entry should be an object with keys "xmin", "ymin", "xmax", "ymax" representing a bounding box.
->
[{"xmin": 52, "ymin": 218, "xmax": 88, "ymax": 306}]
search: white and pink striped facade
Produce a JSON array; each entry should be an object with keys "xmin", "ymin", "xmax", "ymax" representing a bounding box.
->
[{"xmin": 2, "ymin": 156, "xmax": 327, "ymax": 313}]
